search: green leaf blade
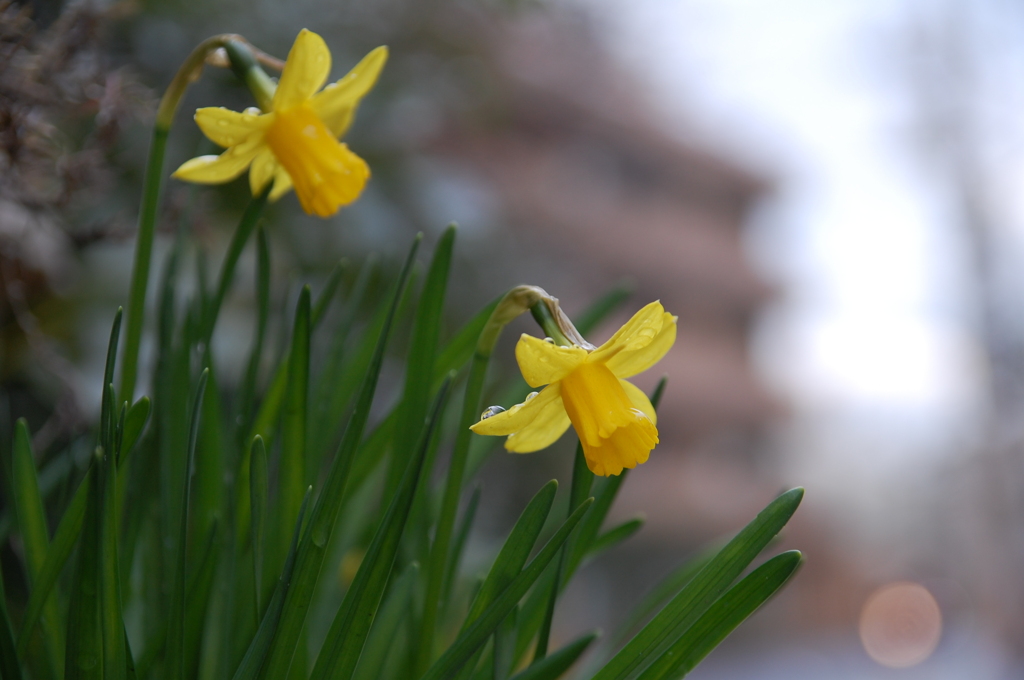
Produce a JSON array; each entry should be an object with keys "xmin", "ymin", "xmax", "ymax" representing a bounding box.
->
[
  {"xmin": 64, "ymin": 458, "xmax": 103, "ymax": 680},
  {"xmin": 231, "ymin": 488, "xmax": 312, "ymax": 680},
  {"xmin": 276, "ymin": 286, "xmax": 311, "ymax": 574},
  {"xmin": 11, "ymin": 419, "xmax": 64, "ymax": 673},
  {"xmin": 17, "ymin": 473, "xmax": 88, "ymax": 655},
  {"xmin": 259, "ymin": 236, "xmax": 421, "ymax": 680},
  {"xmin": 250, "ymin": 436, "xmax": 269, "ymax": 618},
  {"xmin": 352, "ymin": 562, "xmax": 420, "ymax": 680},
  {"xmin": 637, "ymin": 551, "xmax": 803, "ymax": 680},
  {"xmin": 464, "ymin": 480, "xmax": 558, "ymax": 630},
  {"xmin": 311, "ymin": 376, "xmax": 453, "ymax": 680},
  {"xmin": 510, "ymin": 632, "xmax": 598, "ymax": 680},
  {"xmin": 166, "ymin": 369, "xmax": 210, "ymax": 680},
  {"xmin": 420, "ymin": 497, "xmax": 595, "ymax": 680},
  {"xmin": 592, "ymin": 488, "xmax": 804, "ymax": 680}
]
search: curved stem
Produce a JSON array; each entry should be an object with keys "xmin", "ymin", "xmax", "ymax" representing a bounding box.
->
[
  {"xmin": 417, "ymin": 285, "xmax": 546, "ymax": 675},
  {"xmin": 120, "ymin": 33, "xmax": 265, "ymax": 401}
]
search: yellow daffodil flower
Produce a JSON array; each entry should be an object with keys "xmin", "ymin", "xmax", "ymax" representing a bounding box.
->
[
  {"xmin": 471, "ymin": 301, "xmax": 677, "ymax": 476},
  {"xmin": 173, "ymin": 30, "xmax": 387, "ymax": 217}
]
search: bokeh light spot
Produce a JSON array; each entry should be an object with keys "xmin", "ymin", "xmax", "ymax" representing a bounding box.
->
[{"xmin": 859, "ymin": 581, "xmax": 942, "ymax": 668}]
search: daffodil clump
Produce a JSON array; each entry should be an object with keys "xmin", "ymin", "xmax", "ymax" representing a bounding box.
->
[
  {"xmin": 0, "ymin": 27, "xmax": 803, "ymax": 680},
  {"xmin": 473, "ymin": 301, "xmax": 676, "ymax": 476}
]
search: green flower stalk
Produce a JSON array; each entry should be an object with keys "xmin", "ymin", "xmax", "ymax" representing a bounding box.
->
[{"xmin": 120, "ymin": 34, "xmax": 276, "ymax": 400}]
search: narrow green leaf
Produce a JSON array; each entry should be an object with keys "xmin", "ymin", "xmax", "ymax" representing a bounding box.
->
[
  {"xmin": 346, "ymin": 291, "xmax": 499, "ymax": 496},
  {"xmin": 637, "ymin": 551, "xmax": 803, "ymax": 680},
  {"xmin": 492, "ymin": 606, "xmax": 518, "ymax": 680},
  {"xmin": 125, "ymin": 628, "xmax": 137, "ymax": 680},
  {"xmin": 420, "ymin": 497, "xmax": 594, "ymax": 680},
  {"xmin": 588, "ymin": 518, "xmax": 644, "ymax": 558},
  {"xmin": 195, "ymin": 362, "xmax": 227, "ymax": 546},
  {"xmin": 352, "ymin": 561, "xmax": 420, "ymax": 680},
  {"xmin": 166, "ymin": 369, "xmax": 210, "ymax": 680},
  {"xmin": 311, "ymin": 258, "xmax": 348, "ymax": 325},
  {"xmin": 400, "ymin": 228, "xmax": 458, "ymax": 600},
  {"xmin": 100, "ymin": 417, "xmax": 127, "ymax": 680},
  {"xmin": 120, "ymin": 397, "xmax": 151, "ymax": 464},
  {"xmin": 0, "ymin": 559, "xmax": 24, "ymax": 680},
  {"xmin": 442, "ymin": 483, "xmax": 481, "ymax": 606},
  {"xmin": 64, "ymin": 454, "xmax": 103, "ymax": 680},
  {"xmin": 434, "ymin": 297, "xmax": 501, "ymax": 388},
  {"xmin": 259, "ymin": 235, "xmax": 421, "ymax": 680},
  {"xmin": 536, "ymin": 449, "xmax": 592, "ymax": 661},
  {"xmin": 17, "ymin": 473, "xmax": 88, "ymax": 654},
  {"xmin": 308, "ymin": 254, "xmax": 377, "ymax": 454},
  {"xmin": 391, "ymin": 225, "xmax": 456, "ymax": 499},
  {"xmin": 231, "ymin": 488, "xmax": 312, "ymax": 680},
  {"xmin": 592, "ymin": 488, "xmax": 804, "ymax": 680},
  {"xmin": 422, "ymin": 308, "xmax": 506, "ymax": 677},
  {"xmin": 464, "ymin": 481, "xmax": 557, "ymax": 630},
  {"xmin": 247, "ymin": 268, "xmax": 354, "ymax": 447},
  {"xmin": 101, "ymin": 309, "xmax": 124, "ymax": 455},
  {"xmin": 184, "ymin": 524, "xmax": 222, "ymax": 676},
  {"xmin": 11, "ymin": 419, "xmax": 63, "ymax": 671},
  {"xmin": 311, "ymin": 376, "xmax": 454, "ymax": 680},
  {"xmin": 238, "ymin": 225, "xmax": 272, "ymax": 441},
  {"xmin": 276, "ymin": 286, "xmax": 310, "ymax": 576},
  {"xmin": 114, "ymin": 396, "xmax": 151, "ymax": 584},
  {"xmin": 155, "ymin": 242, "xmax": 190, "ymax": 581},
  {"xmin": 509, "ymin": 632, "xmax": 597, "ymax": 680},
  {"xmin": 250, "ymin": 436, "xmax": 269, "ymax": 619}
]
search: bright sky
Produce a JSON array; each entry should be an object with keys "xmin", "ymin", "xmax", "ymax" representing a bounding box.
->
[{"xmin": 580, "ymin": 0, "xmax": 1024, "ymax": 481}]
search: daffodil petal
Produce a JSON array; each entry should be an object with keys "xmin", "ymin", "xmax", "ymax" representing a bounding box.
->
[
  {"xmin": 194, "ymin": 107, "xmax": 271, "ymax": 148},
  {"xmin": 273, "ymin": 29, "xmax": 332, "ymax": 111},
  {"xmin": 506, "ymin": 398, "xmax": 571, "ymax": 453},
  {"xmin": 172, "ymin": 136, "xmax": 262, "ymax": 184},
  {"xmin": 268, "ymin": 166, "xmax": 294, "ymax": 202},
  {"xmin": 589, "ymin": 301, "xmax": 667, "ymax": 364},
  {"xmin": 310, "ymin": 45, "xmax": 388, "ymax": 137},
  {"xmin": 249, "ymin": 148, "xmax": 277, "ymax": 195},
  {"xmin": 619, "ymin": 379, "xmax": 658, "ymax": 426},
  {"xmin": 470, "ymin": 383, "xmax": 562, "ymax": 437},
  {"xmin": 515, "ymin": 335, "xmax": 588, "ymax": 388},
  {"xmin": 606, "ymin": 312, "xmax": 677, "ymax": 379}
]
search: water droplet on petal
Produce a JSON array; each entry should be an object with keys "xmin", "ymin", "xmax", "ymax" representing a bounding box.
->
[
  {"xmin": 480, "ymin": 405, "xmax": 506, "ymax": 420},
  {"xmin": 544, "ymin": 337, "xmax": 555, "ymax": 343},
  {"xmin": 524, "ymin": 391, "xmax": 539, "ymax": 402}
]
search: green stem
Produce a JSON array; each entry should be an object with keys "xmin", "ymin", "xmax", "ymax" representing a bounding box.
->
[
  {"xmin": 120, "ymin": 33, "xmax": 248, "ymax": 401},
  {"xmin": 202, "ymin": 190, "xmax": 269, "ymax": 344},
  {"xmin": 417, "ymin": 286, "xmax": 546, "ymax": 675},
  {"xmin": 224, "ymin": 39, "xmax": 277, "ymax": 112},
  {"xmin": 530, "ymin": 303, "xmax": 572, "ymax": 347},
  {"xmin": 534, "ymin": 445, "xmax": 592, "ymax": 661}
]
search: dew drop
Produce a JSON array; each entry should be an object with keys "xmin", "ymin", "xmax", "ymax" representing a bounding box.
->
[
  {"xmin": 480, "ymin": 405, "xmax": 506, "ymax": 420},
  {"xmin": 524, "ymin": 391, "xmax": 539, "ymax": 402}
]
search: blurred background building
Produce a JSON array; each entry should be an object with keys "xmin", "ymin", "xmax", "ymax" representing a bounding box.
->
[{"xmin": 7, "ymin": 0, "xmax": 1024, "ymax": 677}]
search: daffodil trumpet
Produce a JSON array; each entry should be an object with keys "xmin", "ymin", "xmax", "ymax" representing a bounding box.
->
[
  {"xmin": 173, "ymin": 29, "xmax": 387, "ymax": 217},
  {"xmin": 472, "ymin": 300, "xmax": 677, "ymax": 476}
]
